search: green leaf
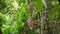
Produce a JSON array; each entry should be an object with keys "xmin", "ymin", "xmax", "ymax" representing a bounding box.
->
[
  {"xmin": 35, "ymin": 0, "xmax": 43, "ymax": 11},
  {"xmin": 49, "ymin": 6, "xmax": 60, "ymax": 20},
  {"xmin": 5, "ymin": 0, "xmax": 11, "ymax": 5},
  {"xmin": 41, "ymin": 0, "xmax": 47, "ymax": 8},
  {"xmin": 51, "ymin": 0, "xmax": 59, "ymax": 5}
]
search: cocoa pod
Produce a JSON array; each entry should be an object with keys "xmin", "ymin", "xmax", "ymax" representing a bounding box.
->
[
  {"xmin": 28, "ymin": 16, "xmax": 33, "ymax": 28},
  {"xmin": 29, "ymin": 2, "xmax": 34, "ymax": 12}
]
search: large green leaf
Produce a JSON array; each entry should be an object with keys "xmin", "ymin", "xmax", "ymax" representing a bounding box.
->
[
  {"xmin": 5, "ymin": 0, "xmax": 11, "ymax": 5},
  {"xmin": 35, "ymin": 0, "xmax": 43, "ymax": 11},
  {"xmin": 49, "ymin": 6, "xmax": 60, "ymax": 20}
]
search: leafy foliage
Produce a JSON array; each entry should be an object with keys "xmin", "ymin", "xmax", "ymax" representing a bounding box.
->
[{"xmin": 0, "ymin": 0, "xmax": 60, "ymax": 34}]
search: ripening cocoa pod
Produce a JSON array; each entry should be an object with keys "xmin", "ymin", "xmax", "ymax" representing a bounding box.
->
[
  {"xmin": 28, "ymin": 16, "xmax": 33, "ymax": 28},
  {"xmin": 29, "ymin": 2, "xmax": 34, "ymax": 12}
]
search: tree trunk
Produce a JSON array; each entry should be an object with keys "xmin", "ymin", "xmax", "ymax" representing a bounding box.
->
[{"xmin": 40, "ymin": 12, "xmax": 44, "ymax": 34}]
